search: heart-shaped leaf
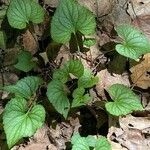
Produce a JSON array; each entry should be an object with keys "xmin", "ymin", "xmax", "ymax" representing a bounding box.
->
[
  {"xmin": 71, "ymin": 133, "xmax": 90, "ymax": 150},
  {"xmin": 53, "ymin": 68, "xmax": 69, "ymax": 84},
  {"xmin": 64, "ymin": 59, "xmax": 84, "ymax": 78},
  {"xmin": 72, "ymin": 87, "xmax": 91, "ymax": 108},
  {"xmin": 105, "ymin": 84, "xmax": 143, "ymax": 116},
  {"xmin": 51, "ymin": 0, "xmax": 96, "ymax": 43},
  {"xmin": 78, "ymin": 69, "xmax": 99, "ymax": 88},
  {"xmin": 71, "ymin": 133, "xmax": 111, "ymax": 150},
  {"xmin": 7, "ymin": 0, "xmax": 45, "ymax": 29},
  {"xmin": 14, "ymin": 51, "xmax": 36, "ymax": 72},
  {"xmin": 47, "ymin": 80, "xmax": 70, "ymax": 118},
  {"xmin": 83, "ymin": 38, "xmax": 96, "ymax": 47},
  {"xmin": 3, "ymin": 97, "xmax": 45, "ymax": 148},
  {"xmin": 115, "ymin": 24, "xmax": 150, "ymax": 60},
  {"xmin": 3, "ymin": 76, "xmax": 43, "ymax": 99},
  {"xmin": 95, "ymin": 137, "xmax": 111, "ymax": 150}
]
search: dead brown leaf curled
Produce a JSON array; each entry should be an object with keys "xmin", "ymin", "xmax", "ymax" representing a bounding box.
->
[
  {"xmin": 130, "ymin": 53, "xmax": 150, "ymax": 89},
  {"xmin": 22, "ymin": 30, "xmax": 38, "ymax": 55}
]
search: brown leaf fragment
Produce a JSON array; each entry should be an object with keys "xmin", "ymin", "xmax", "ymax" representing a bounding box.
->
[
  {"xmin": 132, "ymin": 15, "xmax": 150, "ymax": 40},
  {"xmin": 120, "ymin": 115, "xmax": 150, "ymax": 132},
  {"xmin": 127, "ymin": 0, "xmax": 150, "ymax": 18},
  {"xmin": 130, "ymin": 53, "xmax": 150, "ymax": 89},
  {"xmin": 108, "ymin": 125, "xmax": 150, "ymax": 150},
  {"xmin": 22, "ymin": 30, "xmax": 38, "ymax": 55}
]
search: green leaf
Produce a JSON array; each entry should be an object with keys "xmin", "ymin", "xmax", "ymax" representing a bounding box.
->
[
  {"xmin": 3, "ymin": 76, "xmax": 43, "ymax": 99},
  {"xmin": 51, "ymin": 0, "xmax": 96, "ymax": 43},
  {"xmin": 0, "ymin": 5, "xmax": 7, "ymax": 27},
  {"xmin": 53, "ymin": 60, "xmax": 84, "ymax": 83},
  {"xmin": 105, "ymin": 84, "xmax": 143, "ymax": 116},
  {"xmin": 78, "ymin": 69, "xmax": 99, "ymax": 88},
  {"xmin": 3, "ymin": 97, "xmax": 45, "ymax": 148},
  {"xmin": 83, "ymin": 38, "xmax": 96, "ymax": 47},
  {"xmin": 14, "ymin": 51, "xmax": 36, "ymax": 72},
  {"xmin": 115, "ymin": 24, "xmax": 150, "ymax": 60},
  {"xmin": 86, "ymin": 135, "xmax": 97, "ymax": 147},
  {"xmin": 72, "ymin": 87, "xmax": 91, "ymax": 108},
  {"xmin": 71, "ymin": 133, "xmax": 90, "ymax": 150},
  {"xmin": 95, "ymin": 137, "xmax": 111, "ymax": 150},
  {"xmin": 0, "ymin": 5, "xmax": 7, "ymax": 19},
  {"xmin": 53, "ymin": 69, "xmax": 68, "ymax": 83},
  {"xmin": 0, "ymin": 31, "xmax": 7, "ymax": 49},
  {"xmin": 64, "ymin": 60, "xmax": 84, "ymax": 78},
  {"xmin": 71, "ymin": 134, "xmax": 110, "ymax": 150},
  {"xmin": 47, "ymin": 80, "xmax": 70, "ymax": 118},
  {"xmin": 7, "ymin": 0, "xmax": 44, "ymax": 29}
]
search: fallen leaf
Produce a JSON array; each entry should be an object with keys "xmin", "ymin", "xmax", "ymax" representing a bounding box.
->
[
  {"xmin": 132, "ymin": 15, "xmax": 150, "ymax": 40},
  {"xmin": 44, "ymin": 0, "xmax": 58, "ymax": 7},
  {"xmin": 109, "ymin": 141, "xmax": 128, "ymax": 150},
  {"xmin": 130, "ymin": 53, "xmax": 150, "ymax": 89},
  {"xmin": 108, "ymin": 126, "xmax": 150, "ymax": 150},
  {"xmin": 119, "ymin": 115, "xmax": 150, "ymax": 132},
  {"xmin": 22, "ymin": 30, "xmax": 38, "ymax": 55},
  {"xmin": 127, "ymin": 0, "xmax": 150, "ymax": 18},
  {"xmin": 49, "ymin": 122, "xmax": 73, "ymax": 150}
]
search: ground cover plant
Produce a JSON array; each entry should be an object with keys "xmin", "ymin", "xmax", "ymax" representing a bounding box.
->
[{"xmin": 0, "ymin": 0, "xmax": 150, "ymax": 149}]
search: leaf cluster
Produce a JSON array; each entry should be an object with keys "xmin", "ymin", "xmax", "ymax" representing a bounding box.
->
[
  {"xmin": 47, "ymin": 59, "xmax": 99, "ymax": 118},
  {"xmin": 71, "ymin": 133, "xmax": 111, "ymax": 150}
]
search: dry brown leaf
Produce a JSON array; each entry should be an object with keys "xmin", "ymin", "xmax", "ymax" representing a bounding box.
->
[
  {"xmin": 108, "ymin": 125, "xmax": 150, "ymax": 150},
  {"xmin": 69, "ymin": 116, "xmax": 81, "ymax": 133},
  {"xmin": 0, "ymin": 72, "xmax": 18, "ymax": 100},
  {"xmin": 46, "ymin": 0, "xmax": 115, "ymax": 17},
  {"xmin": 49, "ymin": 122, "xmax": 73, "ymax": 150},
  {"xmin": 55, "ymin": 45, "xmax": 71, "ymax": 66},
  {"xmin": 119, "ymin": 115, "xmax": 150, "ymax": 132},
  {"xmin": 22, "ymin": 30, "xmax": 38, "ymax": 55},
  {"xmin": 99, "ymin": 0, "xmax": 131, "ymax": 27},
  {"xmin": 44, "ymin": 0, "xmax": 58, "ymax": 7},
  {"xmin": 3, "ymin": 47, "xmax": 20, "ymax": 67},
  {"xmin": 132, "ymin": 15, "xmax": 150, "ymax": 40},
  {"xmin": 128, "ymin": 0, "xmax": 150, "ymax": 18},
  {"xmin": 130, "ymin": 53, "xmax": 150, "ymax": 89},
  {"xmin": 109, "ymin": 141, "xmax": 128, "ymax": 150}
]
